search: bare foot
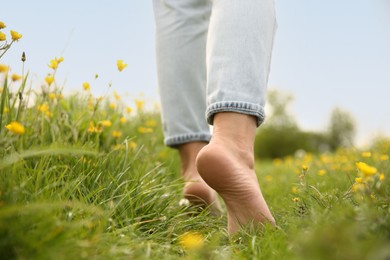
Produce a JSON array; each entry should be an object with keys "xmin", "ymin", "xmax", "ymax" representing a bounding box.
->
[
  {"xmin": 183, "ymin": 170, "xmax": 222, "ymax": 215},
  {"xmin": 178, "ymin": 142, "xmax": 222, "ymax": 215},
  {"xmin": 196, "ymin": 114, "xmax": 275, "ymax": 234}
]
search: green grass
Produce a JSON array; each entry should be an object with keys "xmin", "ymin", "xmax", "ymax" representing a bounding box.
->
[{"xmin": 1, "ymin": 71, "xmax": 390, "ymax": 259}]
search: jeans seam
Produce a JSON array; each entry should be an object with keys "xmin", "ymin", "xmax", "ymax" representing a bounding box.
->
[
  {"xmin": 206, "ymin": 101, "xmax": 265, "ymax": 127},
  {"xmin": 165, "ymin": 132, "xmax": 212, "ymax": 147}
]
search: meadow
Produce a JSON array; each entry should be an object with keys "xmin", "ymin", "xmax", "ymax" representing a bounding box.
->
[{"xmin": 1, "ymin": 24, "xmax": 390, "ymax": 259}]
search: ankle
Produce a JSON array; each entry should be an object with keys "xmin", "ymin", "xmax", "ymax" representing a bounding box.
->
[
  {"xmin": 210, "ymin": 136, "xmax": 255, "ymax": 170},
  {"xmin": 178, "ymin": 142, "xmax": 208, "ymax": 176},
  {"xmin": 212, "ymin": 112, "xmax": 256, "ymax": 149}
]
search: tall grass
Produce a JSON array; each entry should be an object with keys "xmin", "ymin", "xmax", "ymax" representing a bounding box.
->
[{"xmin": 1, "ymin": 30, "xmax": 389, "ymax": 259}]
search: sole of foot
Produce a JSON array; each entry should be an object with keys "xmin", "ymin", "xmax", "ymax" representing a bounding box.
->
[{"xmin": 196, "ymin": 142, "xmax": 275, "ymax": 234}]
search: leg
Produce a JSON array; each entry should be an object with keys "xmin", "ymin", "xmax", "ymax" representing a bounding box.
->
[
  {"xmin": 197, "ymin": 0, "xmax": 277, "ymax": 233},
  {"xmin": 153, "ymin": 0, "xmax": 220, "ymax": 211},
  {"xmin": 206, "ymin": 0, "xmax": 277, "ymax": 125},
  {"xmin": 152, "ymin": 0, "xmax": 212, "ymax": 146},
  {"xmin": 179, "ymin": 142, "xmax": 222, "ymax": 213}
]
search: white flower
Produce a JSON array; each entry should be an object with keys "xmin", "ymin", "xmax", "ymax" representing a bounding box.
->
[{"xmin": 179, "ymin": 198, "xmax": 190, "ymax": 207}]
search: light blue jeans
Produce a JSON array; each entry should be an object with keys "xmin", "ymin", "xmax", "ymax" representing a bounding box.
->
[{"xmin": 153, "ymin": 0, "xmax": 277, "ymax": 147}]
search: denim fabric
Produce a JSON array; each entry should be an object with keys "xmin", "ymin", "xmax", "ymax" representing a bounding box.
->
[{"xmin": 153, "ymin": 0, "xmax": 277, "ymax": 147}]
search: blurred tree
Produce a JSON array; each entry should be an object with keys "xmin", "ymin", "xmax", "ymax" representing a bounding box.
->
[
  {"xmin": 327, "ymin": 107, "xmax": 356, "ymax": 150},
  {"xmin": 265, "ymin": 89, "xmax": 297, "ymax": 129},
  {"xmin": 255, "ymin": 89, "xmax": 303, "ymax": 158},
  {"xmin": 255, "ymin": 90, "xmax": 357, "ymax": 158}
]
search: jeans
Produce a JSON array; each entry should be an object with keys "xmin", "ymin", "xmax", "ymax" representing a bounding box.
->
[{"xmin": 153, "ymin": 0, "xmax": 277, "ymax": 147}]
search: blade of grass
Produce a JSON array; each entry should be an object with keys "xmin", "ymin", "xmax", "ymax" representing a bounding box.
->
[
  {"xmin": 0, "ymin": 75, "xmax": 9, "ymax": 134},
  {"xmin": 15, "ymin": 72, "xmax": 29, "ymax": 122},
  {"xmin": 0, "ymin": 147, "xmax": 99, "ymax": 170}
]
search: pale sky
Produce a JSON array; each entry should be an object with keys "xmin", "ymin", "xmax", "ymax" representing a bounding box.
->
[{"xmin": 2, "ymin": 0, "xmax": 390, "ymax": 146}]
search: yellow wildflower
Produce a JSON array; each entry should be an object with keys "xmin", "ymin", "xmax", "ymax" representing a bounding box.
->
[
  {"xmin": 273, "ymin": 158, "xmax": 282, "ymax": 165},
  {"xmin": 119, "ymin": 117, "xmax": 126, "ymax": 124},
  {"xmin": 81, "ymin": 156, "xmax": 87, "ymax": 163},
  {"xmin": 158, "ymin": 150, "xmax": 167, "ymax": 159},
  {"xmin": 11, "ymin": 74, "xmax": 22, "ymax": 82},
  {"xmin": 291, "ymin": 186, "xmax": 298, "ymax": 194},
  {"xmin": 137, "ymin": 126, "xmax": 153, "ymax": 134},
  {"xmin": 48, "ymin": 93, "xmax": 56, "ymax": 100},
  {"xmin": 126, "ymin": 106, "xmax": 133, "ymax": 113},
  {"xmin": 318, "ymin": 169, "xmax": 327, "ymax": 176},
  {"xmin": 356, "ymin": 162, "xmax": 377, "ymax": 177},
  {"xmin": 57, "ymin": 93, "xmax": 64, "ymax": 99},
  {"xmin": 145, "ymin": 119, "xmax": 157, "ymax": 127},
  {"xmin": 135, "ymin": 99, "xmax": 144, "ymax": 111},
  {"xmin": 304, "ymin": 153, "xmax": 313, "ymax": 162},
  {"xmin": 0, "ymin": 31, "xmax": 6, "ymax": 41},
  {"xmin": 320, "ymin": 155, "xmax": 332, "ymax": 164},
  {"xmin": 361, "ymin": 151, "xmax": 371, "ymax": 158},
  {"xmin": 109, "ymin": 103, "xmax": 116, "ymax": 110},
  {"xmin": 128, "ymin": 141, "xmax": 137, "ymax": 149},
  {"xmin": 87, "ymin": 98, "xmax": 94, "ymax": 110},
  {"xmin": 0, "ymin": 64, "xmax": 8, "ymax": 73},
  {"xmin": 57, "ymin": 57, "xmax": 64, "ymax": 63},
  {"xmin": 37, "ymin": 104, "xmax": 49, "ymax": 113},
  {"xmin": 355, "ymin": 177, "xmax": 363, "ymax": 184},
  {"xmin": 113, "ymin": 91, "xmax": 121, "ymax": 101},
  {"xmin": 292, "ymin": 197, "xmax": 300, "ymax": 203},
  {"xmin": 117, "ymin": 60, "xmax": 128, "ymax": 72},
  {"xmin": 111, "ymin": 130, "xmax": 122, "ymax": 138},
  {"xmin": 178, "ymin": 232, "xmax": 204, "ymax": 250},
  {"xmin": 302, "ymin": 164, "xmax": 308, "ymax": 171},
  {"xmin": 3, "ymin": 107, "xmax": 9, "ymax": 113},
  {"xmin": 48, "ymin": 59, "xmax": 58, "ymax": 70},
  {"xmin": 380, "ymin": 173, "xmax": 385, "ymax": 181},
  {"xmin": 45, "ymin": 111, "xmax": 53, "ymax": 118},
  {"xmin": 99, "ymin": 120, "xmax": 112, "ymax": 127},
  {"xmin": 112, "ymin": 144, "xmax": 125, "ymax": 150},
  {"xmin": 36, "ymin": 106, "xmax": 52, "ymax": 117},
  {"xmin": 83, "ymin": 82, "xmax": 90, "ymax": 91},
  {"xmin": 0, "ymin": 21, "xmax": 6, "ymax": 29},
  {"xmin": 380, "ymin": 154, "xmax": 389, "ymax": 161},
  {"xmin": 87, "ymin": 122, "xmax": 96, "ymax": 133},
  {"xmin": 45, "ymin": 75, "xmax": 55, "ymax": 86},
  {"xmin": 265, "ymin": 175, "xmax": 273, "ymax": 182},
  {"xmin": 10, "ymin": 30, "xmax": 22, "ymax": 41},
  {"xmin": 5, "ymin": 121, "xmax": 25, "ymax": 135}
]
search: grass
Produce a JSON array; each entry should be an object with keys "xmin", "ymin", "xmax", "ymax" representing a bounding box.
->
[{"xmin": 1, "ymin": 57, "xmax": 390, "ymax": 259}]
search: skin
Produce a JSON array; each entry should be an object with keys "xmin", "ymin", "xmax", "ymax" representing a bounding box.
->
[
  {"xmin": 179, "ymin": 112, "xmax": 275, "ymax": 234},
  {"xmin": 178, "ymin": 142, "xmax": 222, "ymax": 214}
]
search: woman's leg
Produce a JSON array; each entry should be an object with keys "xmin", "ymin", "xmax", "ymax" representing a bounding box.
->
[
  {"xmin": 153, "ymin": 0, "xmax": 212, "ymax": 146},
  {"xmin": 153, "ymin": 0, "xmax": 220, "ymax": 211},
  {"xmin": 197, "ymin": 0, "xmax": 277, "ymax": 233},
  {"xmin": 178, "ymin": 142, "xmax": 221, "ymax": 213}
]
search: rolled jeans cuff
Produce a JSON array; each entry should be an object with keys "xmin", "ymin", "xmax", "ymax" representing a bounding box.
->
[
  {"xmin": 164, "ymin": 132, "xmax": 212, "ymax": 147},
  {"xmin": 206, "ymin": 101, "xmax": 265, "ymax": 127}
]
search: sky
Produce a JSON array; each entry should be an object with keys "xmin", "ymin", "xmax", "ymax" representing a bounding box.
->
[{"xmin": 2, "ymin": 0, "xmax": 390, "ymax": 146}]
